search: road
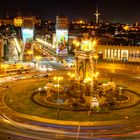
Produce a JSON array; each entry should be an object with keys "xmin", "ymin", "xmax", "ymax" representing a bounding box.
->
[{"xmin": 0, "ymin": 62, "xmax": 140, "ymax": 140}]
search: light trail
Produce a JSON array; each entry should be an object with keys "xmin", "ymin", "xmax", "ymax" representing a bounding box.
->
[{"xmin": 36, "ymin": 38, "xmax": 56, "ymax": 49}]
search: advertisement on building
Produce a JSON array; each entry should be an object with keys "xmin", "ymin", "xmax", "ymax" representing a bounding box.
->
[
  {"xmin": 22, "ymin": 28, "xmax": 34, "ymax": 48},
  {"xmin": 56, "ymin": 29, "xmax": 68, "ymax": 55}
]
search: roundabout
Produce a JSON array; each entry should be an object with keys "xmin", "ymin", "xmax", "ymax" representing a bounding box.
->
[
  {"xmin": 32, "ymin": 80, "xmax": 140, "ymax": 112},
  {"xmin": 0, "ymin": 72, "xmax": 140, "ymax": 139},
  {"xmin": 1, "ymin": 36, "xmax": 140, "ymax": 139}
]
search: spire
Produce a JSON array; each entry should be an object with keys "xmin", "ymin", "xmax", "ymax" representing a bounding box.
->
[
  {"xmin": 94, "ymin": 7, "xmax": 100, "ymax": 24},
  {"xmin": 16, "ymin": 8, "xmax": 22, "ymax": 16},
  {"xmin": 6, "ymin": 11, "xmax": 9, "ymax": 18},
  {"xmin": 136, "ymin": 21, "xmax": 138, "ymax": 27},
  {"xmin": 29, "ymin": 11, "xmax": 32, "ymax": 17}
]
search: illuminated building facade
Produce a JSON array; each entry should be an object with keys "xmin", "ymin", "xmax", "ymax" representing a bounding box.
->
[
  {"xmin": 0, "ymin": 39, "xmax": 3, "ymax": 61},
  {"xmin": 55, "ymin": 15, "xmax": 69, "ymax": 56},
  {"xmin": 0, "ymin": 16, "xmax": 40, "ymax": 26},
  {"xmin": 96, "ymin": 45, "xmax": 140, "ymax": 62},
  {"xmin": 21, "ymin": 16, "xmax": 39, "ymax": 61},
  {"xmin": 13, "ymin": 17, "xmax": 23, "ymax": 27}
]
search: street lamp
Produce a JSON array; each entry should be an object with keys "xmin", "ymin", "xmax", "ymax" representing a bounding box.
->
[
  {"xmin": 67, "ymin": 72, "xmax": 75, "ymax": 82},
  {"xmin": 1, "ymin": 64, "xmax": 9, "ymax": 82},
  {"xmin": 119, "ymin": 87, "xmax": 123, "ymax": 95},
  {"xmin": 94, "ymin": 55, "xmax": 99, "ymax": 64},
  {"xmin": 44, "ymin": 86, "xmax": 47, "ymax": 90},
  {"xmin": 27, "ymin": 50, "xmax": 33, "ymax": 61},
  {"xmin": 35, "ymin": 56, "xmax": 42, "ymax": 69},
  {"xmin": 35, "ymin": 56, "xmax": 42, "ymax": 82},
  {"xmin": 93, "ymin": 71, "xmax": 99, "ymax": 79},
  {"xmin": 53, "ymin": 76, "xmax": 63, "ymax": 101},
  {"xmin": 38, "ymin": 87, "xmax": 41, "ymax": 94},
  {"xmin": 53, "ymin": 76, "xmax": 63, "ymax": 120}
]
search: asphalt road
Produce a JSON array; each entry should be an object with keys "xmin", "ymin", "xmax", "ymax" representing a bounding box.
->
[{"xmin": 0, "ymin": 62, "xmax": 140, "ymax": 140}]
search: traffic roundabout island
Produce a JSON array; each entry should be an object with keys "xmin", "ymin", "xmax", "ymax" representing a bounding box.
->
[
  {"xmin": 32, "ymin": 81, "xmax": 140, "ymax": 112},
  {"xmin": 3, "ymin": 77, "xmax": 140, "ymax": 124},
  {"xmin": 2, "ymin": 75, "xmax": 140, "ymax": 139}
]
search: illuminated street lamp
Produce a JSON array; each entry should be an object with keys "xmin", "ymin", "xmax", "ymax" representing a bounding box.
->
[
  {"xmin": 94, "ymin": 55, "xmax": 99, "ymax": 64},
  {"xmin": 119, "ymin": 87, "xmax": 123, "ymax": 95},
  {"xmin": 53, "ymin": 76, "xmax": 63, "ymax": 120},
  {"xmin": 93, "ymin": 72, "xmax": 99, "ymax": 79},
  {"xmin": 67, "ymin": 72, "xmax": 75, "ymax": 82},
  {"xmin": 53, "ymin": 76, "xmax": 63, "ymax": 101},
  {"xmin": 35, "ymin": 55, "xmax": 42, "ymax": 69},
  {"xmin": 34, "ymin": 56, "xmax": 42, "ymax": 82},
  {"xmin": 27, "ymin": 50, "xmax": 33, "ymax": 61},
  {"xmin": 1, "ymin": 64, "xmax": 9, "ymax": 82},
  {"xmin": 38, "ymin": 87, "xmax": 41, "ymax": 94}
]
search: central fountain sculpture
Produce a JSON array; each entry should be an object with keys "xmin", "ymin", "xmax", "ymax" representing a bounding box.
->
[{"xmin": 73, "ymin": 35, "xmax": 97, "ymax": 93}]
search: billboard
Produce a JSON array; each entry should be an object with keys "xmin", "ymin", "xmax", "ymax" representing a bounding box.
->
[
  {"xmin": 56, "ymin": 29, "xmax": 68, "ymax": 55},
  {"xmin": 22, "ymin": 28, "xmax": 34, "ymax": 47}
]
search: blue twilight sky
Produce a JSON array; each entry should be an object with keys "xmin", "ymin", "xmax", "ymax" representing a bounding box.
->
[{"xmin": 0, "ymin": 0, "xmax": 140, "ymax": 23}]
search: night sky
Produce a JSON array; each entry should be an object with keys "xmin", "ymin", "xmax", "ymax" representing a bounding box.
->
[{"xmin": 0, "ymin": 0, "xmax": 140, "ymax": 23}]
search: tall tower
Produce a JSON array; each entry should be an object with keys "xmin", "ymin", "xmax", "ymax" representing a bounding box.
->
[{"xmin": 94, "ymin": 7, "xmax": 100, "ymax": 24}]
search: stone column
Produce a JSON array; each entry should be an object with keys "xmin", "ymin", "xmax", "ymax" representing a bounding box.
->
[
  {"xmin": 106, "ymin": 49, "xmax": 108, "ymax": 60},
  {"xmin": 138, "ymin": 51, "xmax": 140, "ymax": 62},
  {"xmin": 75, "ymin": 57, "xmax": 79, "ymax": 81},
  {"xmin": 109, "ymin": 49, "xmax": 111, "ymax": 60},
  {"xmin": 136, "ymin": 50, "xmax": 139, "ymax": 61},
  {"xmin": 120, "ymin": 50, "xmax": 122, "ymax": 61},
  {"xmin": 133, "ymin": 50, "xmax": 135, "ymax": 61},
  {"xmin": 104, "ymin": 49, "xmax": 107, "ymax": 60},
  {"xmin": 90, "ymin": 58, "xmax": 94, "ymax": 92},
  {"xmin": 118, "ymin": 49, "xmax": 120, "ymax": 60},
  {"xmin": 128, "ymin": 50, "xmax": 131, "ymax": 61},
  {"xmin": 116, "ymin": 49, "xmax": 118, "ymax": 60},
  {"xmin": 107, "ymin": 49, "xmax": 110, "ymax": 60}
]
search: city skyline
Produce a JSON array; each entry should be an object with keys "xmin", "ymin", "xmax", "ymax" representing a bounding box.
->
[{"xmin": 0, "ymin": 0, "xmax": 140, "ymax": 23}]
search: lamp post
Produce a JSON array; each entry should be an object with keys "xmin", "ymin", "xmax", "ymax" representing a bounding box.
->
[
  {"xmin": 68, "ymin": 72, "xmax": 75, "ymax": 83},
  {"xmin": 35, "ymin": 55, "xmax": 42, "ymax": 69},
  {"xmin": 94, "ymin": 55, "xmax": 99, "ymax": 64},
  {"xmin": 119, "ymin": 87, "xmax": 123, "ymax": 95},
  {"xmin": 1, "ymin": 64, "xmax": 9, "ymax": 83},
  {"xmin": 38, "ymin": 87, "xmax": 41, "ymax": 94},
  {"xmin": 27, "ymin": 50, "xmax": 33, "ymax": 62},
  {"xmin": 53, "ymin": 76, "xmax": 63, "ymax": 101},
  {"xmin": 93, "ymin": 55, "xmax": 99, "ymax": 76},
  {"xmin": 35, "ymin": 56, "xmax": 42, "ymax": 82},
  {"xmin": 53, "ymin": 76, "xmax": 63, "ymax": 120}
]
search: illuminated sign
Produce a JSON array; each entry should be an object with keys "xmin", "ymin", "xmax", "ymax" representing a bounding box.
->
[
  {"xmin": 13, "ymin": 17, "xmax": 23, "ymax": 27},
  {"xmin": 56, "ymin": 29, "xmax": 68, "ymax": 55},
  {"xmin": 22, "ymin": 28, "xmax": 34, "ymax": 46}
]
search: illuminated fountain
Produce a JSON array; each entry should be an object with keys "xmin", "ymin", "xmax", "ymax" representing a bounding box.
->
[
  {"xmin": 34, "ymin": 35, "xmax": 103, "ymax": 111},
  {"xmin": 33, "ymin": 35, "xmax": 135, "ymax": 113}
]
